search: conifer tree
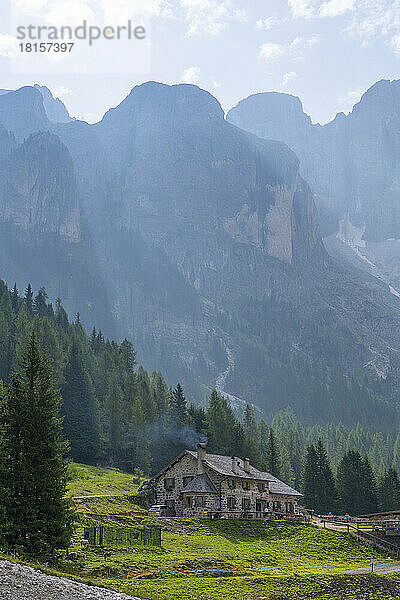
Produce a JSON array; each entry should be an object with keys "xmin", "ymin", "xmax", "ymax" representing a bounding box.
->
[
  {"xmin": 61, "ymin": 341, "xmax": 100, "ymax": 464},
  {"xmin": 243, "ymin": 404, "xmax": 257, "ymax": 437},
  {"xmin": 314, "ymin": 438, "xmax": 336, "ymax": 513},
  {"xmin": 24, "ymin": 284, "xmax": 33, "ymax": 315},
  {"xmin": 105, "ymin": 371, "xmax": 124, "ymax": 462},
  {"xmin": 337, "ymin": 450, "xmax": 378, "ymax": 515},
  {"xmin": 33, "ymin": 287, "xmax": 48, "ymax": 317},
  {"xmin": 0, "ymin": 332, "xmax": 73, "ymax": 553},
  {"xmin": 266, "ymin": 428, "xmax": 281, "ymax": 478},
  {"xmin": 55, "ymin": 298, "xmax": 69, "ymax": 331},
  {"xmin": 170, "ymin": 383, "xmax": 188, "ymax": 426},
  {"xmin": 378, "ymin": 468, "xmax": 400, "ymax": 511},
  {"xmin": 302, "ymin": 444, "xmax": 319, "ymax": 511},
  {"xmin": 11, "ymin": 283, "xmax": 19, "ymax": 313}
]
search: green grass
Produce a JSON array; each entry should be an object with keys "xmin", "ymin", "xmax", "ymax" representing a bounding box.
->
[
  {"xmin": 103, "ymin": 573, "xmax": 400, "ymax": 600},
  {"xmin": 67, "ymin": 519, "xmax": 384, "ymax": 580},
  {"xmin": 66, "ymin": 463, "xmax": 140, "ymax": 498},
  {"xmin": 13, "ymin": 462, "xmax": 400, "ymax": 599}
]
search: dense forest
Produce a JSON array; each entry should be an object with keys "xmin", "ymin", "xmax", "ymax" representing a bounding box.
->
[{"xmin": 0, "ymin": 279, "xmax": 400, "ymax": 515}]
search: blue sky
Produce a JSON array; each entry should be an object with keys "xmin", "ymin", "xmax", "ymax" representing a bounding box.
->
[{"xmin": 0, "ymin": 0, "xmax": 399, "ymax": 123}]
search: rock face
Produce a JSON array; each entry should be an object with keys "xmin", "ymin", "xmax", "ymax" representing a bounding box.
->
[
  {"xmin": 34, "ymin": 84, "xmax": 73, "ymax": 123},
  {"xmin": 93, "ymin": 82, "xmax": 323, "ymax": 266},
  {"xmin": 227, "ymin": 79, "xmax": 400, "ymax": 296},
  {"xmin": 2, "ymin": 82, "xmax": 400, "ymax": 426},
  {"xmin": 0, "ymin": 132, "xmax": 80, "ymax": 242}
]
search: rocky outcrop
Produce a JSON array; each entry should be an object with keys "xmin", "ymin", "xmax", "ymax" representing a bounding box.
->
[
  {"xmin": 34, "ymin": 84, "xmax": 73, "ymax": 123},
  {"xmin": 227, "ymin": 79, "xmax": 400, "ymax": 300},
  {"xmin": 0, "ymin": 132, "xmax": 80, "ymax": 242},
  {"xmin": 228, "ymin": 80, "xmax": 400, "ymax": 242}
]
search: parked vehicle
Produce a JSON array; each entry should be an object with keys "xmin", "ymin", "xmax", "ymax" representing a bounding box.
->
[{"xmin": 148, "ymin": 504, "xmax": 167, "ymax": 517}]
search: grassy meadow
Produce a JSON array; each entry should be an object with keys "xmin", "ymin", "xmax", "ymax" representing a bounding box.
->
[{"xmin": 7, "ymin": 463, "xmax": 400, "ymax": 600}]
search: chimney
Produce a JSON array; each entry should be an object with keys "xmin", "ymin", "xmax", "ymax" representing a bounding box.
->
[
  {"xmin": 244, "ymin": 458, "xmax": 250, "ymax": 473},
  {"xmin": 197, "ymin": 443, "xmax": 206, "ymax": 474},
  {"xmin": 231, "ymin": 456, "xmax": 238, "ymax": 474}
]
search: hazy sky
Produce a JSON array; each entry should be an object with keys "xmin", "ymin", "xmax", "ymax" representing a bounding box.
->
[{"xmin": 0, "ymin": 0, "xmax": 399, "ymax": 123}]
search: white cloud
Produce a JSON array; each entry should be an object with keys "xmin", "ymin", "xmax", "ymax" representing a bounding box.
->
[
  {"xmin": 346, "ymin": 0, "xmax": 400, "ymax": 56},
  {"xmin": 288, "ymin": 0, "xmax": 316, "ymax": 19},
  {"xmin": 180, "ymin": 0, "xmax": 247, "ymax": 37},
  {"xmin": 100, "ymin": 0, "xmax": 172, "ymax": 22},
  {"xmin": 282, "ymin": 71, "xmax": 298, "ymax": 85},
  {"xmin": 391, "ymin": 33, "xmax": 400, "ymax": 55},
  {"xmin": 180, "ymin": 66, "xmax": 201, "ymax": 84},
  {"xmin": 288, "ymin": 0, "xmax": 354, "ymax": 19},
  {"xmin": 52, "ymin": 85, "xmax": 74, "ymax": 98},
  {"xmin": 42, "ymin": 1, "xmax": 96, "ymax": 25},
  {"xmin": 319, "ymin": 0, "xmax": 354, "ymax": 18},
  {"xmin": 259, "ymin": 34, "xmax": 319, "ymax": 64},
  {"xmin": 259, "ymin": 41, "xmax": 284, "ymax": 63},
  {"xmin": 255, "ymin": 17, "xmax": 277, "ymax": 31},
  {"xmin": 0, "ymin": 34, "xmax": 19, "ymax": 58},
  {"xmin": 289, "ymin": 34, "xmax": 320, "ymax": 58}
]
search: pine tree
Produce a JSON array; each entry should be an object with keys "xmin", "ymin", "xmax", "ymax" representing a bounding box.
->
[
  {"xmin": 0, "ymin": 332, "xmax": 73, "ymax": 553},
  {"xmin": 170, "ymin": 383, "xmax": 188, "ymax": 426},
  {"xmin": 119, "ymin": 339, "xmax": 137, "ymax": 373},
  {"xmin": 105, "ymin": 371, "xmax": 124, "ymax": 462},
  {"xmin": 55, "ymin": 298, "xmax": 69, "ymax": 331},
  {"xmin": 378, "ymin": 468, "xmax": 400, "ymax": 511},
  {"xmin": 336, "ymin": 450, "xmax": 378, "ymax": 515},
  {"xmin": 11, "ymin": 283, "xmax": 19, "ymax": 313},
  {"xmin": 266, "ymin": 428, "xmax": 281, "ymax": 478},
  {"xmin": 243, "ymin": 404, "xmax": 257, "ymax": 437},
  {"xmin": 33, "ymin": 287, "xmax": 48, "ymax": 317},
  {"xmin": 24, "ymin": 284, "xmax": 33, "ymax": 315},
  {"xmin": 361, "ymin": 456, "xmax": 379, "ymax": 514},
  {"xmin": 61, "ymin": 341, "xmax": 100, "ymax": 464},
  {"xmin": 302, "ymin": 444, "xmax": 320, "ymax": 511},
  {"xmin": 314, "ymin": 438, "xmax": 336, "ymax": 513}
]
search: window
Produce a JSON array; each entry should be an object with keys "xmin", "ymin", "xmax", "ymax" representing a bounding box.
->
[
  {"xmin": 164, "ymin": 477, "xmax": 175, "ymax": 491},
  {"xmin": 273, "ymin": 501, "xmax": 281, "ymax": 512},
  {"xmin": 258, "ymin": 483, "xmax": 266, "ymax": 493},
  {"xmin": 227, "ymin": 496, "xmax": 236, "ymax": 510},
  {"xmin": 184, "ymin": 496, "xmax": 192, "ymax": 508},
  {"xmin": 227, "ymin": 479, "xmax": 236, "ymax": 489},
  {"xmin": 242, "ymin": 480, "xmax": 250, "ymax": 490},
  {"xmin": 195, "ymin": 496, "xmax": 204, "ymax": 507},
  {"xmin": 242, "ymin": 498, "xmax": 251, "ymax": 510},
  {"xmin": 166, "ymin": 499, "xmax": 175, "ymax": 510},
  {"xmin": 183, "ymin": 476, "xmax": 194, "ymax": 487}
]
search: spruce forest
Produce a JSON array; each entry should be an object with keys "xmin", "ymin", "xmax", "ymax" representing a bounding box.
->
[{"xmin": 0, "ymin": 279, "xmax": 400, "ymax": 516}]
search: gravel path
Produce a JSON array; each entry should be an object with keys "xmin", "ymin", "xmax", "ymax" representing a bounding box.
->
[
  {"xmin": 344, "ymin": 561, "xmax": 400, "ymax": 574},
  {"xmin": 0, "ymin": 560, "xmax": 140, "ymax": 599}
]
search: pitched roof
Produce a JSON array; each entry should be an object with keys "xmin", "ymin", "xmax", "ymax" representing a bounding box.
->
[
  {"xmin": 181, "ymin": 473, "xmax": 218, "ymax": 494},
  {"xmin": 186, "ymin": 451, "xmax": 272, "ymax": 482},
  {"xmin": 267, "ymin": 473, "xmax": 303, "ymax": 497},
  {"xmin": 153, "ymin": 449, "xmax": 302, "ymax": 497}
]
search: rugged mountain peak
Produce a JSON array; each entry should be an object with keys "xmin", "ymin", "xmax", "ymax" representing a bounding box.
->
[
  {"xmin": 0, "ymin": 86, "xmax": 49, "ymax": 140},
  {"xmin": 228, "ymin": 91, "xmax": 314, "ymax": 146},
  {"xmin": 101, "ymin": 81, "xmax": 224, "ymax": 125},
  {"xmin": 33, "ymin": 84, "xmax": 73, "ymax": 123}
]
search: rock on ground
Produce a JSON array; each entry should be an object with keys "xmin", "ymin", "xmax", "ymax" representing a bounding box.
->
[{"xmin": 0, "ymin": 560, "xmax": 140, "ymax": 599}]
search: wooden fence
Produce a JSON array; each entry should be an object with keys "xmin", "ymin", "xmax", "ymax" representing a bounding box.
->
[{"xmin": 84, "ymin": 525, "xmax": 161, "ymax": 547}]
